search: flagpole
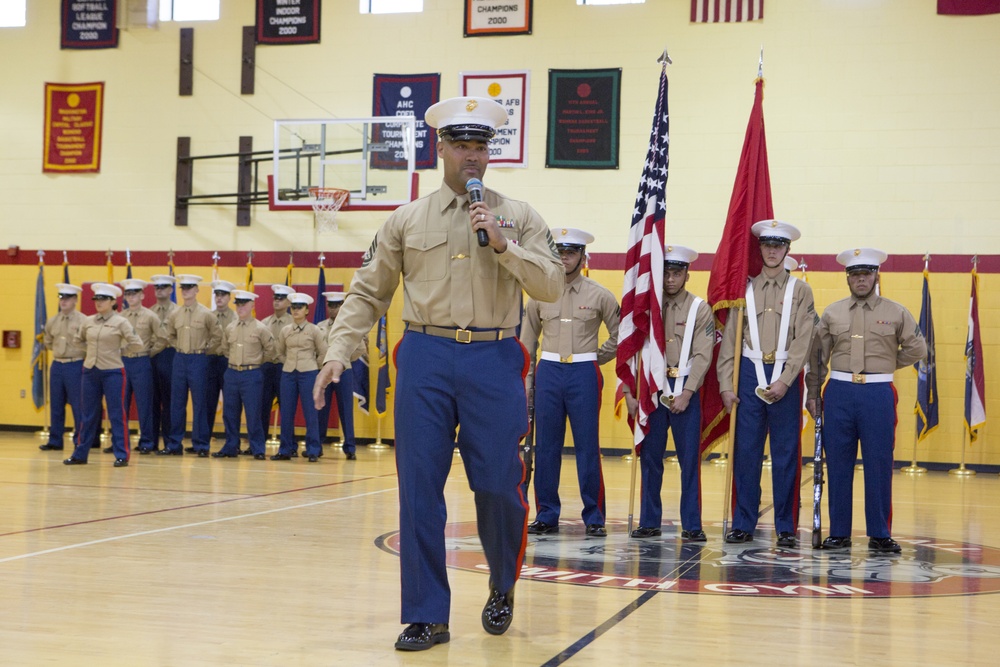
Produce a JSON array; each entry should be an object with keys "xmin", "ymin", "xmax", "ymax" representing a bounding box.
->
[
  {"xmin": 720, "ymin": 308, "xmax": 745, "ymax": 537},
  {"xmin": 36, "ymin": 250, "xmax": 51, "ymax": 441},
  {"xmin": 951, "ymin": 255, "xmax": 980, "ymax": 477},
  {"xmin": 903, "ymin": 253, "xmax": 931, "ymax": 475},
  {"xmin": 626, "ymin": 354, "xmax": 642, "ymax": 534}
]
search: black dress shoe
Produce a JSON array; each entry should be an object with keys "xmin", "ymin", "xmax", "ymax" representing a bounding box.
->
[
  {"xmin": 308, "ymin": 456, "xmax": 318, "ymax": 462},
  {"xmin": 253, "ymin": 453, "xmax": 266, "ymax": 460},
  {"xmin": 394, "ymin": 623, "xmax": 450, "ymax": 651},
  {"xmin": 63, "ymin": 457, "xmax": 87, "ymax": 465},
  {"xmin": 630, "ymin": 526, "xmax": 662, "ymax": 539},
  {"xmin": 39, "ymin": 444, "xmax": 64, "ymax": 451},
  {"xmin": 103, "ymin": 446, "xmax": 114, "ymax": 454},
  {"xmin": 681, "ymin": 529, "xmax": 707, "ymax": 542},
  {"xmin": 290, "ymin": 451, "xmax": 299, "ymax": 458},
  {"xmin": 211, "ymin": 451, "xmax": 239, "ymax": 458},
  {"xmin": 482, "ymin": 584, "xmax": 514, "ymax": 635},
  {"xmin": 113, "ymin": 459, "xmax": 128, "ymax": 468},
  {"xmin": 822, "ymin": 536, "xmax": 852, "ymax": 550},
  {"xmin": 270, "ymin": 453, "xmax": 291, "ymax": 461},
  {"xmin": 586, "ymin": 524, "xmax": 607, "ymax": 537},
  {"xmin": 869, "ymin": 537, "xmax": 902, "ymax": 553},
  {"xmin": 239, "ymin": 449, "xmax": 252, "ymax": 456},
  {"xmin": 776, "ymin": 532, "xmax": 797, "ymax": 548},
  {"xmin": 137, "ymin": 448, "xmax": 153, "ymax": 455},
  {"xmin": 345, "ymin": 451, "xmax": 357, "ymax": 460},
  {"xmin": 725, "ymin": 529, "xmax": 754, "ymax": 543},
  {"xmin": 184, "ymin": 446, "xmax": 196, "ymax": 453},
  {"xmin": 156, "ymin": 449, "xmax": 183, "ymax": 456},
  {"xmin": 527, "ymin": 520, "xmax": 558, "ymax": 535},
  {"xmin": 197, "ymin": 451, "xmax": 209, "ymax": 458}
]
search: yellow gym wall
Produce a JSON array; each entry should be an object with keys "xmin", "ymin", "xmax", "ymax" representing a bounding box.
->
[{"xmin": 1, "ymin": 2, "xmax": 998, "ymax": 462}]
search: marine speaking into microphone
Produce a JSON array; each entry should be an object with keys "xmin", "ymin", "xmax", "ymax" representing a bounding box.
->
[{"xmin": 466, "ymin": 178, "xmax": 489, "ymax": 247}]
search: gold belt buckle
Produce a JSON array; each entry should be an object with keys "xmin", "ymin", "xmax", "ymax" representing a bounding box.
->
[
  {"xmin": 852, "ymin": 373, "xmax": 866, "ymax": 384},
  {"xmin": 667, "ymin": 367, "xmax": 679, "ymax": 378},
  {"xmin": 560, "ymin": 354, "xmax": 573, "ymax": 363},
  {"xmin": 455, "ymin": 329, "xmax": 473, "ymax": 344},
  {"xmin": 762, "ymin": 351, "xmax": 776, "ymax": 363}
]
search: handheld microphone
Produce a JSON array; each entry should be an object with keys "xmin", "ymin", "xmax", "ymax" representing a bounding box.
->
[{"xmin": 466, "ymin": 178, "xmax": 489, "ymax": 247}]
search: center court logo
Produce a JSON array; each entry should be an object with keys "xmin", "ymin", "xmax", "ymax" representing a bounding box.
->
[{"xmin": 375, "ymin": 519, "xmax": 1000, "ymax": 598}]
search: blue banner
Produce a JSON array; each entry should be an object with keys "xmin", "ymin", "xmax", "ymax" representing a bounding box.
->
[
  {"xmin": 61, "ymin": 0, "xmax": 118, "ymax": 50},
  {"xmin": 31, "ymin": 263, "xmax": 47, "ymax": 411},
  {"xmin": 313, "ymin": 266, "xmax": 327, "ymax": 324},
  {"xmin": 372, "ymin": 73, "xmax": 440, "ymax": 170},
  {"xmin": 376, "ymin": 316, "xmax": 391, "ymax": 416},
  {"xmin": 915, "ymin": 270, "xmax": 938, "ymax": 440}
]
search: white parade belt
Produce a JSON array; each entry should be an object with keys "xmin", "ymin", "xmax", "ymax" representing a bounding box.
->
[
  {"xmin": 540, "ymin": 351, "xmax": 597, "ymax": 363},
  {"xmin": 830, "ymin": 371, "xmax": 894, "ymax": 384}
]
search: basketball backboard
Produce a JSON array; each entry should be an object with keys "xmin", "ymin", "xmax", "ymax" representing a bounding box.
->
[{"xmin": 269, "ymin": 116, "xmax": 419, "ymax": 212}]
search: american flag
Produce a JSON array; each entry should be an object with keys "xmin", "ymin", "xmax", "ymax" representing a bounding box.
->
[
  {"xmin": 615, "ymin": 62, "xmax": 668, "ymax": 447},
  {"xmin": 965, "ymin": 262, "xmax": 986, "ymax": 442},
  {"xmin": 691, "ymin": 0, "xmax": 764, "ymax": 23}
]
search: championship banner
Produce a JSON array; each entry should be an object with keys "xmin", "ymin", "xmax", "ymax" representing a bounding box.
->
[
  {"xmin": 61, "ymin": 0, "xmax": 118, "ymax": 50},
  {"xmin": 460, "ymin": 70, "xmax": 529, "ymax": 168},
  {"xmin": 43, "ymin": 82, "xmax": 105, "ymax": 173},
  {"xmin": 372, "ymin": 73, "xmax": 440, "ymax": 170},
  {"xmin": 546, "ymin": 68, "xmax": 621, "ymax": 169},
  {"xmin": 256, "ymin": 0, "xmax": 321, "ymax": 44},
  {"xmin": 464, "ymin": 0, "xmax": 532, "ymax": 37}
]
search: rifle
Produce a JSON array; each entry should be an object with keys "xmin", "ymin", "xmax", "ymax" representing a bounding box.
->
[
  {"xmin": 811, "ymin": 347, "xmax": 825, "ymax": 550},
  {"xmin": 521, "ymin": 385, "xmax": 535, "ymax": 496}
]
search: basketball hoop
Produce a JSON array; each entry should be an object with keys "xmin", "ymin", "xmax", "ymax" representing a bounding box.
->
[{"xmin": 308, "ymin": 187, "xmax": 350, "ymax": 233}]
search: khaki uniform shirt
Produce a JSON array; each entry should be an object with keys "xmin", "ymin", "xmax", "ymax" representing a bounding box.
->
[
  {"xmin": 807, "ymin": 294, "xmax": 926, "ymax": 400},
  {"xmin": 75, "ymin": 312, "xmax": 143, "ymax": 370},
  {"xmin": 522, "ymin": 274, "xmax": 620, "ymax": 373},
  {"xmin": 324, "ymin": 184, "xmax": 562, "ymax": 367},
  {"xmin": 211, "ymin": 308, "xmax": 237, "ymax": 356},
  {"xmin": 276, "ymin": 321, "xmax": 328, "ymax": 372},
  {"xmin": 263, "ymin": 312, "xmax": 293, "ymax": 363},
  {"xmin": 717, "ymin": 270, "xmax": 817, "ymax": 391},
  {"xmin": 318, "ymin": 318, "xmax": 369, "ymax": 363},
  {"xmin": 165, "ymin": 303, "xmax": 223, "ymax": 355},
  {"xmin": 123, "ymin": 306, "xmax": 167, "ymax": 358},
  {"xmin": 224, "ymin": 318, "xmax": 275, "ymax": 367},
  {"xmin": 151, "ymin": 301, "xmax": 178, "ymax": 324},
  {"xmin": 661, "ymin": 290, "xmax": 716, "ymax": 393},
  {"xmin": 44, "ymin": 310, "xmax": 87, "ymax": 360}
]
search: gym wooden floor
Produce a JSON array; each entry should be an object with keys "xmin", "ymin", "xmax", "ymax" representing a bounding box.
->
[{"xmin": 2, "ymin": 430, "xmax": 999, "ymax": 666}]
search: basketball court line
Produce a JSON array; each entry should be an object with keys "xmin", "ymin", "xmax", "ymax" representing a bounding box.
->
[
  {"xmin": 0, "ymin": 473, "xmax": 399, "ymax": 539},
  {"xmin": 537, "ymin": 473, "xmax": 795, "ymax": 664},
  {"xmin": 0, "ymin": 486, "xmax": 397, "ymax": 565}
]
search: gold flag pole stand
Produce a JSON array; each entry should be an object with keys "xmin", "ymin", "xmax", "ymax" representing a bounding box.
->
[
  {"xmin": 266, "ymin": 406, "xmax": 280, "ymax": 447},
  {"xmin": 901, "ymin": 430, "xmax": 926, "ymax": 474},
  {"xmin": 370, "ymin": 417, "xmax": 389, "ymax": 450},
  {"xmin": 949, "ymin": 429, "xmax": 976, "ymax": 476}
]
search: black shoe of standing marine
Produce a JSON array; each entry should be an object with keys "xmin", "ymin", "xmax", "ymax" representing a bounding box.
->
[
  {"xmin": 482, "ymin": 584, "xmax": 514, "ymax": 635},
  {"xmin": 776, "ymin": 532, "xmax": 797, "ymax": 548},
  {"xmin": 630, "ymin": 526, "xmax": 662, "ymax": 538},
  {"xmin": 526, "ymin": 520, "xmax": 558, "ymax": 535},
  {"xmin": 869, "ymin": 537, "xmax": 902, "ymax": 553},
  {"xmin": 681, "ymin": 529, "xmax": 707, "ymax": 542},
  {"xmin": 394, "ymin": 623, "xmax": 450, "ymax": 651},
  {"xmin": 725, "ymin": 529, "xmax": 754, "ymax": 543},
  {"xmin": 586, "ymin": 524, "xmax": 607, "ymax": 537},
  {"xmin": 822, "ymin": 536, "xmax": 852, "ymax": 550}
]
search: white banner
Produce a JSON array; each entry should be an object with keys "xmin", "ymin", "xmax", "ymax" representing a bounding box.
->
[{"xmin": 459, "ymin": 70, "xmax": 530, "ymax": 168}]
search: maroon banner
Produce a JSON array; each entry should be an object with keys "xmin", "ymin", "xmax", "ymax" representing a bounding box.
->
[
  {"xmin": 43, "ymin": 82, "xmax": 105, "ymax": 173},
  {"xmin": 257, "ymin": 0, "xmax": 321, "ymax": 44},
  {"xmin": 938, "ymin": 0, "xmax": 1000, "ymax": 15},
  {"xmin": 61, "ymin": 0, "xmax": 119, "ymax": 49}
]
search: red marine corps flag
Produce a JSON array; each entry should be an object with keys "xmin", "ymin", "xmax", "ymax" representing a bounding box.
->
[
  {"xmin": 700, "ymin": 74, "xmax": 772, "ymax": 456},
  {"xmin": 616, "ymin": 57, "xmax": 670, "ymax": 448}
]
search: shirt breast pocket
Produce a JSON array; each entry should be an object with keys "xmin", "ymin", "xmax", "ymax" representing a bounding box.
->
[
  {"xmin": 829, "ymin": 322, "xmax": 850, "ymax": 343},
  {"xmin": 575, "ymin": 309, "xmax": 599, "ymax": 324},
  {"xmin": 404, "ymin": 232, "xmax": 448, "ymax": 282},
  {"xmin": 871, "ymin": 322, "xmax": 897, "ymax": 338}
]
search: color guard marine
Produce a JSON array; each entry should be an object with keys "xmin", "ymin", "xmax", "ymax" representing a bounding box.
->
[
  {"xmin": 39, "ymin": 282, "xmax": 86, "ymax": 452},
  {"xmin": 807, "ymin": 248, "xmax": 926, "ymax": 553}
]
